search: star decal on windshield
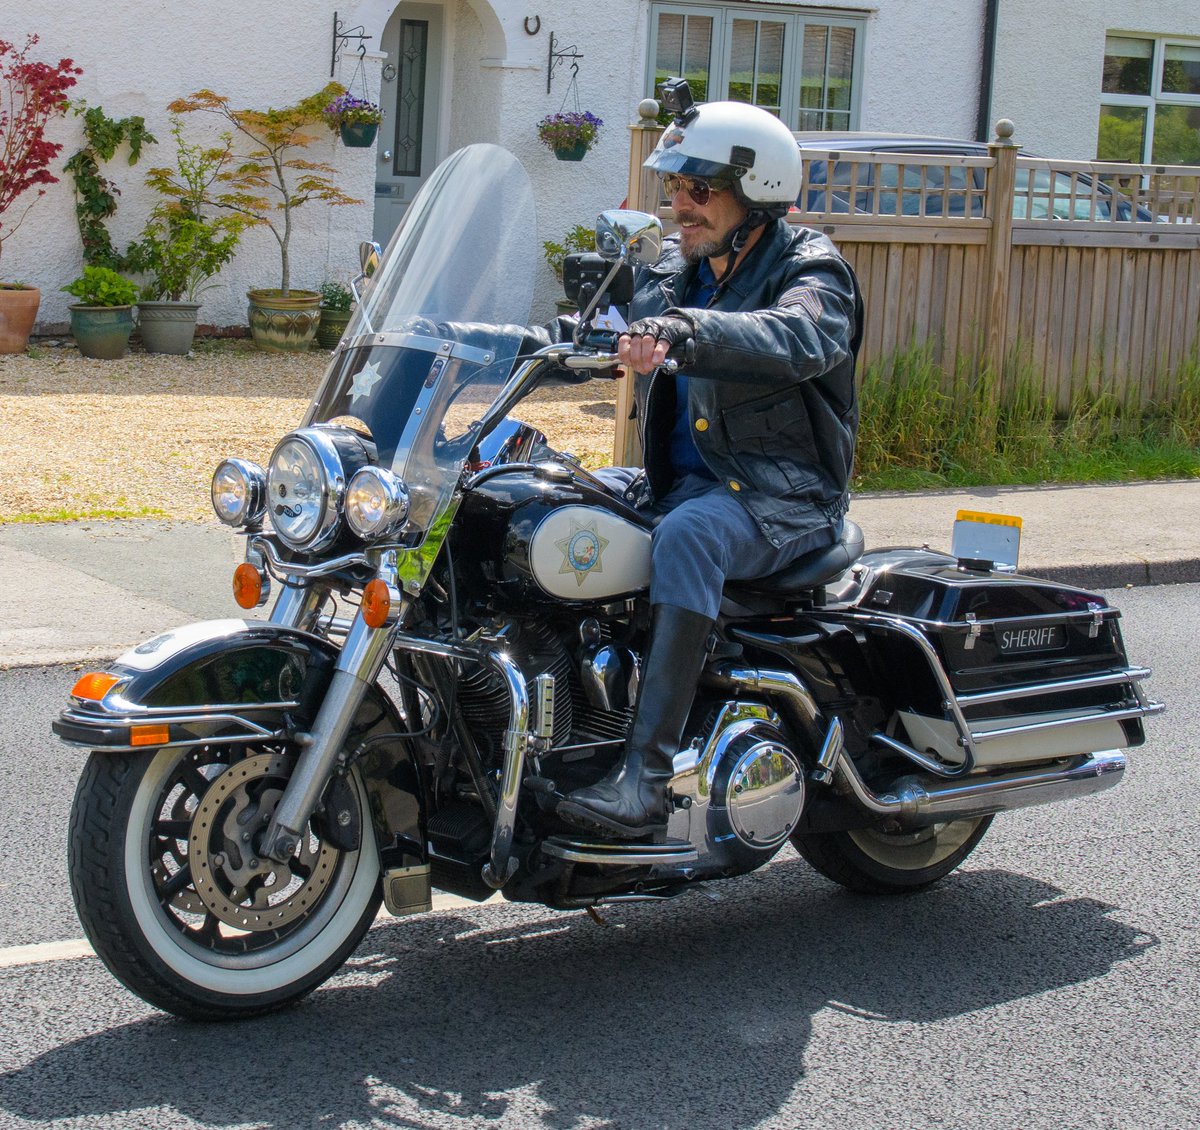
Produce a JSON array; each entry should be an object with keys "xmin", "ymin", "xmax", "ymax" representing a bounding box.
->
[{"xmin": 350, "ymin": 360, "xmax": 383, "ymax": 402}]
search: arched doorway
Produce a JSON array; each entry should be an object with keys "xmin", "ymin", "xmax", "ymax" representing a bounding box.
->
[{"xmin": 373, "ymin": 2, "xmax": 445, "ymax": 246}]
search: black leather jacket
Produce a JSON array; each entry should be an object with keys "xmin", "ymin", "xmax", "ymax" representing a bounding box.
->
[{"xmin": 631, "ymin": 219, "xmax": 862, "ymax": 549}]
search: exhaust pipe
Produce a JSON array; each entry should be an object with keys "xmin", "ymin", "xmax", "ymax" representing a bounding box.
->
[{"xmin": 833, "ymin": 747, "xmax": 1126, "ymax": 827}]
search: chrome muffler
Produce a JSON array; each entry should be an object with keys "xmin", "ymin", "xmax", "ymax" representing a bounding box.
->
[{"xmin": 833, "ymin": 747, "xmax": 1126, "ymax": 828}]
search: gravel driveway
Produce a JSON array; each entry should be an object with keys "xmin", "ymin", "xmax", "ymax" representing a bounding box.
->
[{"xmin": 0, "ymin": 341, "xmax": 619, "ymax": 523}]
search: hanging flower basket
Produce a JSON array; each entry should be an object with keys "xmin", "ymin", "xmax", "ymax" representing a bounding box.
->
[
  {"xmin": 322, "ymin": 93, "xmax": 383, "ymax": 148},
  {"xmin": 551, "ymin": 139, "xmax": 589, "ymax": 163},
  {"xmin": 536, "ymin": 111, "xmax": 603, "ymax": 161},
  {"xmin": 340, "ymin": 121, "xmax": 379, "ymax": 148}
]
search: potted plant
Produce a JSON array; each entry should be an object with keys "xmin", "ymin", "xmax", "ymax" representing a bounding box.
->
[
  {"xmin": 316, "ymin": 279, "xmax": 354, "ymax": 349},
  {"xmin": 321, "ymin": 90, "xmax": 383, "ymax": 149},
  {"xmin": 536, "ymin": 111, "xmax": 603, "ymax": 162},
  {"xmin": 543, "ymin": 223, "xmax": 596, "ymax": 311},
  {"xmin": 125, "ymin": 119, "xmax": 245, "ymax": 354},
  {"xmin": 61, "ymin": 265, "xmax": 139, "ymax": 359},
  {"xmin": 169, "ymin": 84, "xmax": 361, "ymax": 352},
  {"xmin": 0, "ymin": 35, "xmax": 82, "ymax": 353}
]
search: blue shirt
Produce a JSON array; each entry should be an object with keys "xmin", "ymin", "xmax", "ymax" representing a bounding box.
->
[{"xmin": 668, "ymin": 260, "xmax": 718, "ymax": 481}]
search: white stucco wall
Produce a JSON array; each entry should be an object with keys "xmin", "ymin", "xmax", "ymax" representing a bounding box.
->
[
  {"xmin": 991, "ymin": 0, "xmax": 1200, "ymax": 158},
  {"xmin": 14, "ymin": 1, "xmax": 1181, "ymax": 332},
  {"xmin": 5, "ymin": 2, "xmax": 376, "ymax": 331}
]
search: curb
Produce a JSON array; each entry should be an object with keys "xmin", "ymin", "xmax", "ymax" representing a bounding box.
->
[{"xmin": 7, "ymin": 556, "xmax": 1195, "ymax": 673}]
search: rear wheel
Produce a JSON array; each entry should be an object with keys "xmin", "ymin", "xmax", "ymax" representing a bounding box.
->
[
  {"xmin": 68, "ymin": 741, "xmax": 381, "ymax": 1020},
  {"xmin": 792, "ymin": 816, "xmax": 992, "ymax": 894}
]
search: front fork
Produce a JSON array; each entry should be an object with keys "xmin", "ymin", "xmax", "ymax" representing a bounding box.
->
[{"xmin": 256, "ymin": 563, "xmax": 539, "ymax": 889}]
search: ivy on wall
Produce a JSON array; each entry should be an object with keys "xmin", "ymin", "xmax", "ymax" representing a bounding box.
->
[{"xmin": 63, "ymin": 104, "xmax": 156, "ymax": 269}]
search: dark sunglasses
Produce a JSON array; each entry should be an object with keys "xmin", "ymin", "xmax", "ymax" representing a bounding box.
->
[{"xmin": 661, "ymin": 173, "xmax": 731, "ymax": 206}]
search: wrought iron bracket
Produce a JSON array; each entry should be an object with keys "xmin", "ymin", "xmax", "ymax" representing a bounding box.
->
[
  {"xmin": 331, "ymin": 11, "xmax": 374, "ymax": 78},
  {"xmin": 546, "ymin": 31, "xmax": 583, "ymax": 95}
]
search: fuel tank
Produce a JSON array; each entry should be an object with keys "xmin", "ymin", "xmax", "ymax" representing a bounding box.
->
[{"xmin": 455, "ymin": 466, "xmax": 652, "ymax": 606}]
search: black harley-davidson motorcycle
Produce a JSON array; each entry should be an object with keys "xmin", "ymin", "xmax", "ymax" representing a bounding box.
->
[{"xmin": 56, "ymin": 144, "xmax": 1162, "ymax": 1020}]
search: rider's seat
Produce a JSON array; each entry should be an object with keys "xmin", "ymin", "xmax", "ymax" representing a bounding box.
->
[{"xmin": 720, "ymin": 519, "xmax": 864, "ymax": 616}]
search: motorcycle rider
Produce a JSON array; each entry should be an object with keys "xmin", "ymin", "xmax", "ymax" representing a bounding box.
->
[{"xmin": 556, "ymin": 81, "xmax": 864, "ymax": 841}]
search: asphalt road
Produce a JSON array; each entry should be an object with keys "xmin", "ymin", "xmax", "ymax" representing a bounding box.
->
[{"xmin": 0, "ymin": 584, "xmax": 1195, "ymax": 1129}]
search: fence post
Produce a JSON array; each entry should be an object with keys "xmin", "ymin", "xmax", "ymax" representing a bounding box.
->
[
  {"xmin": 614, "ymin": 99, "xmax": 665, "ymax": 465},
  {"xmin": 983, "ymin": 119, "xmax": 1018, "ymax": 398}
]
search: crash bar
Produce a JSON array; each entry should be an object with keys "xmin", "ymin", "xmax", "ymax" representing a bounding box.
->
[{"xmin": 956, "ymin": 666, "xmax": 1154, "ymax": 708}]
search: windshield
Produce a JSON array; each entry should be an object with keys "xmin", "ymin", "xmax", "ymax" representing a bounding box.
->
[{"xmin": 303, "ymin": 144, "xmax": 537, "ymax": 541}]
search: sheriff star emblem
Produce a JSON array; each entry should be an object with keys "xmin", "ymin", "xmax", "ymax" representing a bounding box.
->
[
  {"xmin": 554, "ymin": 518, "xmax": 610, "ymax": 588},
  {"xmin": 350, "ymin": 360, "xmax": 383, "ymax": 402}
]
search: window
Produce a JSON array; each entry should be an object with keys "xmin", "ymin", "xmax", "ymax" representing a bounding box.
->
[
  {"xmin": 1098, "ymin": 34, "xmax": 1200, "ymax": 165},
  {"xmin": 648, "ymin": 3, "xmax": 865, "ymax": 130}
]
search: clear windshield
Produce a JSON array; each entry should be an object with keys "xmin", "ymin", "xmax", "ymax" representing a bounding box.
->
[{"xmin": 303, "ymin": 144, "xmax": 537, "ymax": 540}]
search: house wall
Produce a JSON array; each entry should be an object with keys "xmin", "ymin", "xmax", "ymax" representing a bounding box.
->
[
  {"xmin": 991, "ymin": 0, "xmax": 1200, "ymax": 158},
  {"xmin": 6, "ymin": 2, "xmax": 377, "ymax": 331},
  {"xmin": 17, "ymin": 1, "xmax": 1175, "ymax": 332}
]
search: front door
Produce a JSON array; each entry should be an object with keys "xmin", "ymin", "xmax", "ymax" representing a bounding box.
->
[{"xmin": 374, "ymin": 3, "xmax": 444, "ymax": 247}]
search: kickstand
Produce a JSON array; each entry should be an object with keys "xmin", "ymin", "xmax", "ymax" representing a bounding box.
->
[{"xmin": 585, "ymin": 906, "xmax": 607, "ymax": 926}]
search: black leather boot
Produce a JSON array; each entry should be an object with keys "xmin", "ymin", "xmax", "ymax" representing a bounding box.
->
[{"xmin": 557, "ymin": 605, "xmax": 714, "ymax": 840}]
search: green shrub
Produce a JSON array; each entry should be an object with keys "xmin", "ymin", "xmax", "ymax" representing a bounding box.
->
[
  {"xmin": 61, "ymin": 265, "xmax": 139, "ymax": 307},
  {"xmin": 318, "ymin": 280, "xmax": 353, "ymax": 311},
  {"xmin": 542, "ymin": 224, "xmax": 596, "ymax": 284}
]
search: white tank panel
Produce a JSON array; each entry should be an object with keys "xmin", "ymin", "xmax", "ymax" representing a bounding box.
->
[{"xmin": 528, "ymin": 505, "xmax": 651, "ymax": 601}]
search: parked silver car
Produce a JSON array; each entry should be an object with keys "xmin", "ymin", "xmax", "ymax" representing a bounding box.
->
[{"xmin": 793, "ymin": 133, "xmax": 1155, "ymax": 221}]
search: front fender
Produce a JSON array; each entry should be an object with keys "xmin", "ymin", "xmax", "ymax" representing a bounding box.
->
[{"xmin": 53, "ymin": 619, "xmax": 424, "ymax": 860}]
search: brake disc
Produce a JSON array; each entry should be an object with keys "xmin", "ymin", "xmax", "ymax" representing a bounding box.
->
[{"xmin": 187, "ymin": 752, "xmax": 339, "ymax": 932}]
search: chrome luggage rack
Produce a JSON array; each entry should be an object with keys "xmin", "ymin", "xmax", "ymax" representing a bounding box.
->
[{"xmin": 833, "ymin": 610, "xmax": 1165, "ymax": 779}]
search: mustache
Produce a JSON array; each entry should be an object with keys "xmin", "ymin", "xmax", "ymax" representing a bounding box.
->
[{"xmin": 675, "ymin": 212, "xmax": 712, "ymax": 229}]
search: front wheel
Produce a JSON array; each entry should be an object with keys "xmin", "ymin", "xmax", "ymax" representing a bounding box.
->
[
  {"xmin": 792, "ymin": 816, "xmax": 992, "ymax": 894},
  {"xmin": 68, "ymin": 741, "xmax": 382, "ymax": 1020}
]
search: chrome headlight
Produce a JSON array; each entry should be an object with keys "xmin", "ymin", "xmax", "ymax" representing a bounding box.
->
[
  {"xmin": 211, "ymin": 458, "xmax": 267, "ymax": 527},
  {"xmin": 345, "ymin": 466, "xmax": 411, "ymax": 541},
  {"xmin": 266, "ymin": 427, "xmax": 371, "ymax": 551}
]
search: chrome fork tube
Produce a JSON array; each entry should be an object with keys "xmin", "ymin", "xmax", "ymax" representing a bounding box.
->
[
  {"xmin": 269, "ymin": 577, "xmax": 326, "ymax": 632},
  {"xmin": 260, "ymin": 611, "xmax": 396, "ymax": 861}
]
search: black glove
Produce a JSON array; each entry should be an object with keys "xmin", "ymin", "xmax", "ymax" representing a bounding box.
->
[{"xmin": 626, "ymin": 315, "xmax": 694, "ymax": 348}]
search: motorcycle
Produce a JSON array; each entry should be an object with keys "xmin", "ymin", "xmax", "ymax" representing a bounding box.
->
[{"xmin": 56, "ymin": 143, "xmax": 1162, "ymax": 1020}]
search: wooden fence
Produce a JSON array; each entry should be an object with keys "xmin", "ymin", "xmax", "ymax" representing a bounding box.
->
[{"xmin": 616, "ymin": 117, "xmax": 1200, "ymax": 461}]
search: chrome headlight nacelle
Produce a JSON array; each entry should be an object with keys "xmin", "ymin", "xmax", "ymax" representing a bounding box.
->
[
  {"xmin": 265, "ymin": 426, "xmax": 374, "ymax": 552},
  {"xmin": 211, "ymin": 458, "xmax": 267, "ymax": 527},
  {"xmin": 345, "ymin": 466, "xmax": 411, "ymax": 541}
]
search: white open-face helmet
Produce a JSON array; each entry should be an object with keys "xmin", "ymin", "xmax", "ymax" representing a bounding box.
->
[{"xmin": 645, "ymin": 81, "xmax": 802, "ymax": 217}]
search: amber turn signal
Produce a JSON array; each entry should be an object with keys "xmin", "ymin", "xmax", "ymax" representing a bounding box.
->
[
  {"xmin": 129, "ymin": 724, "xmax": 171, "ymax": 747},
  {"xmin": 362, "ymin": 579, "xmax": 392, "ymax": 628},
  {"xmin": 233, "ymin": 563, "xmax": 264, "ymax": 609},
  {"xmin": 71, "ymin": 672, "xmax": 121, "ymax": 701}
]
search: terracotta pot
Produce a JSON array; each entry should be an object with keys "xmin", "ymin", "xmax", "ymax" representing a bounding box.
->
[
  {"xmin": 246, "ymin": 289, "xmax": 321, "ymax": 352},
  {"xmin": 138, "ymin": 301, "xmax": 201, "ymax": 355},
  {"xmin": 69, "ymin": 304, "xmax": 135, "ymax": 360},
  {"xmin": 0, "ymin": 284, "xmax": 41, "ymax": 354}
]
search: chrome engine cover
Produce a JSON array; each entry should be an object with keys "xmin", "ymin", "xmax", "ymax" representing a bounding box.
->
[{"xmin": 666, "ymin": 703, "xmax": 806, "ymax": 871}]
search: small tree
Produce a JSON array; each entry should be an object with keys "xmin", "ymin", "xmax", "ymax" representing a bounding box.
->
[
  {"xmin": 0, "ymin": 35, "xmax": 82, "ymax": 270},
  {"xmin": 125, "ymin": 118, "xmax": 246, "ymax": 301},
  {"xmin": 168, "ymin": 84, "xmax": 361, "ymax": 296}
]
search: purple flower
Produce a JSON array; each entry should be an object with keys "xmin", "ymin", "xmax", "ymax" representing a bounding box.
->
[{"xmin": 536, "ymin": 110, "xmax": 603, "ymax": 152}]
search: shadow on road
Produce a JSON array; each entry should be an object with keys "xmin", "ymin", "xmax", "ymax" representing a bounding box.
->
[{"xmin": 0, "ymin": 863, "xmax": 1156, "ymax": 1129}]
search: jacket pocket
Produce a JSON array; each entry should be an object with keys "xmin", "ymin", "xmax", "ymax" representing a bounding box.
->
[{"xmin": 722, "ymin": 392, "xmax": 816, "ymax": 460}]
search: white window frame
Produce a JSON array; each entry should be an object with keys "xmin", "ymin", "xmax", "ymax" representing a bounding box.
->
[
  {"xmin": 1099, "ymin": 32, "xmax": 1200, "ymax": 163},
  {"xmin": 647, "ymin": 2, "xmax": 866, "ymax": 131}
]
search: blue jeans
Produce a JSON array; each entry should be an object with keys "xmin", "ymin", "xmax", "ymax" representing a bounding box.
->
[{"xmin": 596, "ymin": 469, "xmax": 840, "ymax": 620}]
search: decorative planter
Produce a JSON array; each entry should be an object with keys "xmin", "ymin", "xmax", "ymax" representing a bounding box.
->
[
  {"xmin": 340, "ymin": 121, "xmax": 379, "ymax": 148},
  {"xmin": 0, "ymin": 284, "xmax": 41, "ymax": 354},
  {"xmin": 552, "ymin": 141, "xmax": 589, "ymax": 162},
  {"xmin": 137, "ymin": 301, "xmax": 201, "ymax": 355},
  {"xmin": 246, "ymin": 289, "xmax": 321, "ymax": 352},
  {"xmin": 69, "ymin": 304, "xmax": 135, "ymax": 360},
  {"xmin": 316, "ymin": 307, "xmax": 353, "ymax": 350}
]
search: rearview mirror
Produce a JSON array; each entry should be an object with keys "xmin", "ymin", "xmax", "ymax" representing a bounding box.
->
[
  {"xmin": 358, "ymin": 240, "xmax": 382, "ymax": 278},
  {"xmin": 595, "ymin": 210, "xmax": 663, "ymax": 266}
]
